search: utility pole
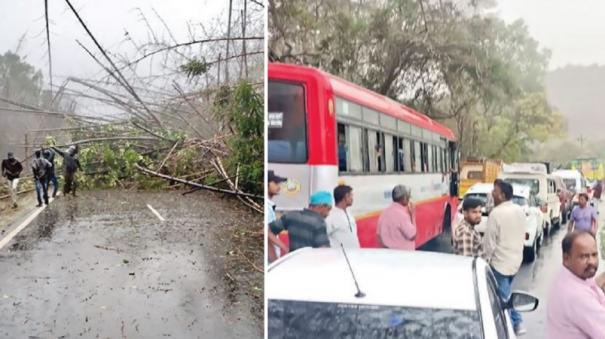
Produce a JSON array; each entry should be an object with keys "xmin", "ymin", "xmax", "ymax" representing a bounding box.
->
[{"xmin": 225, "ymin": 0, "xmax": 233, "ymax": 84}]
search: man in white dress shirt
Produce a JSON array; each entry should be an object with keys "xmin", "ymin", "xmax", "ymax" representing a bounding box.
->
[{"xmin": 326, "ymin": 185, "xmax": 360, "ymax": 248}]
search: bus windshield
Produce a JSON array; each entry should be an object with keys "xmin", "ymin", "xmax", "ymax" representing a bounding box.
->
[
  {"xmin": 268, "ymin": 81, "xmax": 308, "ymax": 163},
  {"xmin": 269, "ymin": 299, "xmax": 482, "ymax": 338}
]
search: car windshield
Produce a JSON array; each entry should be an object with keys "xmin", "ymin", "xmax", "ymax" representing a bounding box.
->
[
  {"xmin": 504, "ymin": 178, "xmax": 540, "ymax": 194},
  {"xmin": 512, "ymin": 196, "xmax": 528, "ymax": 206},
  {"xmin": 467, "ymin": 171, "xmax": 483, "ymax": 180},
  {"xmin": 268, "ymin": 300, "xmax": 483, "ymax": 339},
  {"xmin": 563, "ymin": 178, "xmax": 576, "ymax": 192}
]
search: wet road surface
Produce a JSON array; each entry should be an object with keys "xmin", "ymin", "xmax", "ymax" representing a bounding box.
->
[
  {"xmin": 0, "ymin": 191, "xmax": 261, "ymax": 339},
  {"xmin": 421, "ymin": 203, "xmax": 605, "ymax": 339}
]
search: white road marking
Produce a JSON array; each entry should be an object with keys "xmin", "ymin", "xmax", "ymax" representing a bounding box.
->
[
  {"xmin": 0, "ymin": 192, "xmax": 61, "ymax": 250},
  {"xmin": 146, "ymin": 204, "xmax": 165, "ymax": 221}
]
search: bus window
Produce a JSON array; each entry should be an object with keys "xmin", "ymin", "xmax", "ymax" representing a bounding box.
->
[
  {"xmin": 411, "ymin": 140, "xmax": 422, "ymax": 173},
  {"xmin": 348, "ymin": 126, "xmax": 363, "ymax": 172},
  {"xmin": 439, "ymin": 148, "xmax": 447, "ymax": 173},
  {"xmin": 420, "ymin": 143, "xmax": 429, "ymax": 173},
  {"xmin": 428, "ymin": 145, "xmax": 434, "ymax": 173},
  {"xmin": 385, "ymin": 134, "xmax": 395, "ymax": 172},
  {"xmin": 395, "ymin": 137, "xmax": 405, "ymax": 172},
  {"xmin": 434, "ymin": 146, "xmax": 439, "ymax": 172},
  {"xmin": 392, "ymin": 136, "xmax": 400, "ymax": 172},
  {"xmin": 404, "ymin": 138, "xmax": 412, "ymax": 172},
  {"xmin": 366, "ymin": 130, "xmax": 383, "ymax": 173},
  {"xmin": 436, "ymin": 147, "xmax": 442, "ymax": 173},
  {"xmin": 268, "ymin": 81, "xmax": 307, "ymax": 163},
  {"xmin": 376, "ymin": 132, "xmax": 385, "ymax": 172},
  {"xmin": 362, "ymin": 128, "xmax": 370, "ymax": 172},
  {"xmin": 337, "ymin": 123, "xmax": 347, "ymax": 172}
]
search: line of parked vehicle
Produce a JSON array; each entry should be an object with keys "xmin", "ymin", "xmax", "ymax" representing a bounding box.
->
[{"xmin": 458, "ymin": 163, "xmax": 593, "ymax": 263}]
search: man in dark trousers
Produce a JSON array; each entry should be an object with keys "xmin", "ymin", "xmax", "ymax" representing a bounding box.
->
[
  {"xmin": 43, "ymin": 148, "xmax": 59, "ymax": 198},
  {"xmin": 32, "ymin": 150, "xmax": 52, "ymax": 207},
  {"xmin": 1, "ymin": 152, "xmax": 23, "ymax": 208},
  {"xmin": 51, "ymin": 145, "xmax": 82, "ymax": 197}
]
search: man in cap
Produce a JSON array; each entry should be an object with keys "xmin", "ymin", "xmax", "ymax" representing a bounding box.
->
[
  {"xmin": 377, "ymin": 184, "xmax": 417, "ymax": 250},
  {"xmin": 52, "ymin": 145, "xmax": 82, "ymax": 196},
  {"xmin": 269, "ymin": 191, "xmax": 332, "ymax": 252},
  {"xmin": 267, "ymin": 170, "xmax": 289, "ymax": 262},
  {"xmin": 1, "ymin": 152, "xmax": 23, "ymax": 208}
]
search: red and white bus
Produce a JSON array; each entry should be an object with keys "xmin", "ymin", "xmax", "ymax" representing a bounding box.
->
[{"xmin": 268, "ymin": 63, "xmax": 459, "ymax": 248}]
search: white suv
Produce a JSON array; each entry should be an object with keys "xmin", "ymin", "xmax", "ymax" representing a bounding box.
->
[{"xmin": 268, "ymin": 248, "xmax": 539, "ymax": 338}]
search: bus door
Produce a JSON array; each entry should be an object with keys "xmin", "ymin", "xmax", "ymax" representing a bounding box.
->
[{"xmin": 449, "ymin": 141, "xmax": 460, "ymax": 198}]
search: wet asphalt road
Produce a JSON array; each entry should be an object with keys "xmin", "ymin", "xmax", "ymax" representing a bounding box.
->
[
  {"xmin": 421, "ymin": 204, "xmax": 605, "ymax": 339},
  {"xmin": 0, "ymin": 191, "xmax": 261, "ymax": 339}
]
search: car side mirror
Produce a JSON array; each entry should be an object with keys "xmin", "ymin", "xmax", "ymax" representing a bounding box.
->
[{"xmin": 507, "ymin": 291, "xmax": 539, "ymax": 312}]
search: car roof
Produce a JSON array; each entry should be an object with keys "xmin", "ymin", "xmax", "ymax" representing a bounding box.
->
[
  {"xmin": 465, "ymin": 183, "xmax": 529, "ymax": 198},
  {"xmin": 552, "ymin": 170, "xmax": 582, "ymax": 179},
  {"xmin": 268, "ymin": 248, "xmax": 478, "ymax": 311},
  {"xmin": 465, "ymin": 183, "xmax": 493, "ymax": 194}
]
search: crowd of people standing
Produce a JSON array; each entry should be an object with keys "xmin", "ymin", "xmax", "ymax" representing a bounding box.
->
[
  {"xmin": 267, "ymin": 172, "xmax": 605, "ymax": 338},
  {"xmin": 1, "ymin": 146, "xmax": 82, "ymax": 210}
]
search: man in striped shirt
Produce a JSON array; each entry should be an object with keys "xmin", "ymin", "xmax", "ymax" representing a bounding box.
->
[
  {"xmin": 453, "ymin": 198, "xmax": 483, "ymax": 257},
  {"xmin": 269, "ymin": 191, "xmax": 332, "ymax": 252}
]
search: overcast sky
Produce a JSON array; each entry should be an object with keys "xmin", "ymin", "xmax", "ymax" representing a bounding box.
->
[
  {"xmin": 496, "ymin": 0, "xmax": 605, "ymax": 69},
  {"xmin": 4, "ymin": 1, "xmax": 601, "ymax": 83},
  {"xmin": 0, "ymin": 0, "xmax": 230, "ymax": 86}
]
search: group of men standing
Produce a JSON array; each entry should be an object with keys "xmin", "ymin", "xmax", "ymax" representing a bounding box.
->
[
  {"xmin": 266, "ymin": 172, "xmax": 605, "ymax": 338},
  {"xmin": 454, "ymin": 179, "xmax": 605, "ymax": 338},
  {"xmin": 266, "ymin": 170, "xmax": 419, "ymax": 259},
  {"xmin": 452, "ymin": 179, "xmax": 528, "ymax": 334},
  {"xmin": 266, "ymin": 170, "xmax": 360, "ymax": 263},
  {"xmin": 1, "ymin": 146, "xmax": 81, "ymax": 209}
]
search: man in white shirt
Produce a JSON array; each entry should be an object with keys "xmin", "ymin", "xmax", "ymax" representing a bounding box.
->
[
  {"xmin": 326, "ymin": 185, "xmax": 360, "ymax": 249},
  {"xmin": 483, "ymin": 179, "xmax": 527, "ymax": 335}
]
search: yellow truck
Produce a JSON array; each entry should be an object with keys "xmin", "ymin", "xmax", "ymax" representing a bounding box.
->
[{"xmin": 459, "ymin": 159, "xmax": 504, "ymax": 199}]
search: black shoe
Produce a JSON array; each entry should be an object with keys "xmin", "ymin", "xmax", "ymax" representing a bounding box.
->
[{"xmin": 36, "ymin": 203, "xmax": 43, "ymax": 207}]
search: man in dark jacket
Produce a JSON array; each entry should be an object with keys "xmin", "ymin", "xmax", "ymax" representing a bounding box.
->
[
  {"xmin": 1, "ymin": 152, "xmax": 23, "ymax": 208},
  {"xmin": 32, "ymin": 150, "xmax": 52, "ymax": 206},
  {"xmin": 43, "ymin": 148, "xmax": 59, "ymax": 198},
  {"xmin": 51, "ymin": 145, "xmax": 81, "ymax": 196}
]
